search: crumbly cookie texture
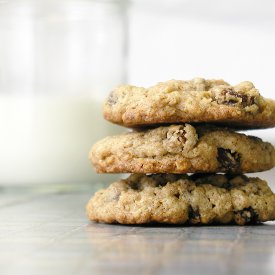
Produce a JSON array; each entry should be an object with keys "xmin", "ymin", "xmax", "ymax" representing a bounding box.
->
[
  {"xmin": 104, "ymin": 78, "xmax": 275, "ymax": 129},
  {"xmin": 90, "ymin": 124, "xmax": 275, "ymax": 174},
  {"xmin": 86, "ymin": 174, "xmax": 275, "ymax": 225}
]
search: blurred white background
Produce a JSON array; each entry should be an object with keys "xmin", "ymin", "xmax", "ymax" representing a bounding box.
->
[
  {"xmin": 128, "ymin": 0, "xmax": 274, "ymax": 186},
  {"xmin": 0, "ymin": 0, "xmax": 127, "ymax": 184},
  {"xmin": 0, "ymin": 0, "xmax": 274, "ymax": 185}
]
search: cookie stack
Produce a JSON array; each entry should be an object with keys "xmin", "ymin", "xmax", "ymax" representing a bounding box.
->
[{"xmin": 86, "ymin": 78, "xmax": 275, "ymax": 225}]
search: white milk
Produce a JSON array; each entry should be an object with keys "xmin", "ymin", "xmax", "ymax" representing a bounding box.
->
[{"xmin": 0, "ymin": 94, "xmax": 122, "ymax": 184}]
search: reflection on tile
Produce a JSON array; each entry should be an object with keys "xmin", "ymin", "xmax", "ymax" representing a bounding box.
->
[{"xmin": 0, "ymin": 184, "xmax": 274, "ymax": 275}]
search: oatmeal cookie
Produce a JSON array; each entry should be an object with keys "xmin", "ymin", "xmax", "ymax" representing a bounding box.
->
[
  {"xmin": 90, "ymin": 124, "xmax": 275, "ymax": 174},
  {"xmin": 104, "ymin": 78, "xmax": 275, "ymax": 129},
  {"xmin": 86, "ymin": 173, "xmax": 275, "ymax": 225}
]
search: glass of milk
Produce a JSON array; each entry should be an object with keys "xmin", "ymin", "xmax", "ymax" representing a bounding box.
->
[{"xmin": 0, "ymin": 0, "xmax": 127, "ymax": 184}]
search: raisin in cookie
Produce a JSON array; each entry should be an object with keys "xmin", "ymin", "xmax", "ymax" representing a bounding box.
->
[
  {"xmin": 104, "ymin": 78, "xmax": 275, "ymax": 129},
  {"xmin": 90, "ymin": 124, "xmax": 275, "ymax": 174},
  {"xmin": 86, "ymin": 174, "xmax": 275, "ymax": 225}
]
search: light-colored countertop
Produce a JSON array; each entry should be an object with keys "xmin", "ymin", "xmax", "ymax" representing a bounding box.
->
[{"xmin": 0, "ymin": 182, "xmax": 274, "ymax": 275}]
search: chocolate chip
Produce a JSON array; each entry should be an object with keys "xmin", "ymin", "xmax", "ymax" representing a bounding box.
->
[
  {"xmin": 217, "ymin": 148, "xmax": 241, "ymax": 173},
  {"xmin": 221, "ymin": 181, "xmax": 233, "ymax": 189},
  {"xmin": 226, "ymin": 99, "xmax": 240, "ymax": 105},
  {"xmin": 190, "ymin": 173, "xmax": 211, "ymax": 181},
  {"xmin": 239, "ymin": 95, "xmax": 248, "ymax": 105},
  {"xmin": 129, "ymin": 182, "xmax": 140, "ymax": 190},
  {"xmin": 188, "ymin": 206, "xmax": 200, "ymax": 224},
  {"xmin": 235, "ymin": 207, "xmax": 259, "ymax": 224},
  {"xmin": 174, "ymin": 193, "xmax": 180, "ymax": 199},
  {"xmin": 250, "ymin": 96, "xmax": 256, "ymax": 105},
  {"xmin": 190, "ymin": 173, "xmax": 216, "ymax": 184},
  {"xmin": 219, "ymin": 88, "xmax": 254, "ymax": 107},
  {"xmin": 107, "ymin": 91, "xmax": 117, "ymax": 105},
  {"xmin": 148, "ymin": 174, "xmax": 169, "ymax": 187}
]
